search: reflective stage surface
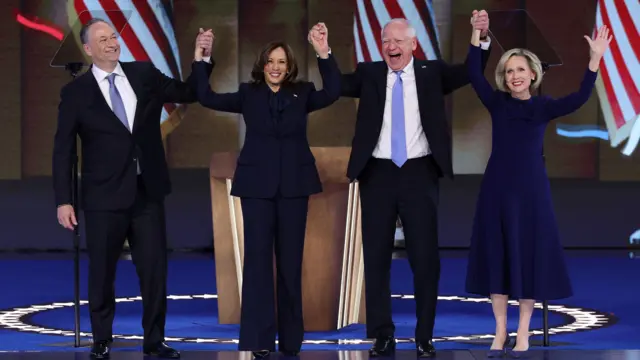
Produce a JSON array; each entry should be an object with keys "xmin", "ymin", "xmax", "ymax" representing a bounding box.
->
[{"xmin": 1, "ymin": 350, "xmax": 640, "ymax": 360}]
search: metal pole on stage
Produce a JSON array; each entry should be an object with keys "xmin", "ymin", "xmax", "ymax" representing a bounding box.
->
[
  {"xmin": 539, "ymin": 62, "xmax": 550, "ymax": 347},
  {"xmin": 65, "ymin": 62, "xmax": 83, "ymax": 348},
  {"xmin": 72, "ymin": 152, "xmax": 81, "ymax": 347},
  {"xmin": 543, "ymin": 301, "xmax": 549, "ymax": 346}
]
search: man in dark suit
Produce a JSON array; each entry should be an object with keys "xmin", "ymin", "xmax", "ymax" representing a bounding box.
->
[
  {"xmin": 340, "ymin": 14, "xmax": 491, "ymax": 357},
  {"xmin": 53, "ymin": 18, "xmax": 213, "ymax": 358}
]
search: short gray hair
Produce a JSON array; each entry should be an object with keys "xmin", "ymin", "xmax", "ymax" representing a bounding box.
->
[
  {"xmin": 381, "ymin": 18, "xmax": 417, "ymax": 39},
  {"xmin": 495, "ymin": 48, "xmax": 544, "ymax": 92},
  {"xmin": 80, "ymin": 18, "xmax": 109, "ymax": 44}
]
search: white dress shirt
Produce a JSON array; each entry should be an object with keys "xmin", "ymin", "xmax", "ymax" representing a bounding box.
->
[
  {"xmin": 90, "ymin": 57, "xmax": 210, "ymax": 175},
  {"xmin": 91, "ymin": 63, "xmax": 137, "ymax": 132},
  {"xmin": 373, "ymin": 40, "xmax": 492, "ymax": 160},
  {"xmin": 373, "ymin": 57, "xmax": 430, "ymax": 159},
  {"xmin": 91, "ymin": 57, "xmax": 211, "ymax": 132}
]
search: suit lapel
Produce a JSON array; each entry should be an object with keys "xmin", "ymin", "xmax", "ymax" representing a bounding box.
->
[
  {"xmin": 276, "ymin": 86, "xmax": 295, "ymax": 127},
  {"xmin": 120, "ymin": 62, "xmax": 146, "ymax": 134},
  {"xmin": 413, "ymin": 60, "xmax": 427, "ymax": 104},
  {"xmin": 375, "ymin": 62, "xmax": 388, "ymax": 106},
  {"xmin": 372, "ymin": 62, "xmax": 388, "ymax": 132},
  {"xmin": 413, "ymin": 59, "xmax": 433, "ymax": 137},
  {"xmin": 278, "ymin": 86, "xmax": 295, "ymax": 110},
  {"xmin": 85, "ymin": 67, "xmax": 131, "ymax": 135},
  {"xmin": 258, "ymin": 84, "xmax": 278, "ymax": 131}
]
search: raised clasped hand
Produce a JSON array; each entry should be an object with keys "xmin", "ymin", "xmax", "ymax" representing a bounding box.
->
[
  {"xmin": 194, "ymin": 27, "xmax": 214, "ymax": 61},
  {"xmin": 308, "ymin": 22, "xmax": 329, "ymax": 58},
  {"xmin": 470, "ymin": 9, "xmax": 489, "ymax": 38}
]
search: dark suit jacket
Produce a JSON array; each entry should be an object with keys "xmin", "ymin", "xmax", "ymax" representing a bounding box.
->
[
  {"xmin": 53, "ymin": 61, "xmax": 213, "ymax": 211},
  {"xmin": 193, "ymin": 55, "xmax": 341, "ymax": 199},
  {"xmin": 341, "ymin": 48, "xmax": 491, "ymax": 181}
]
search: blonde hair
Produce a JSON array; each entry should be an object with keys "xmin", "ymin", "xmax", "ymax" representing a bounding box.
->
[{"xmin": 495, "ymin": 48, "xmax": 544, "ymax": 92}]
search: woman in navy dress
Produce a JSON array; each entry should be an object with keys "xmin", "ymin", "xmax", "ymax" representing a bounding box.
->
[
  {"xmin": 464, "ymin": 11, "xmax": 611, "ymax": 356},
  {"xmin": 192, "ymin": 23, "xmax": 340, "ymax": 357}
]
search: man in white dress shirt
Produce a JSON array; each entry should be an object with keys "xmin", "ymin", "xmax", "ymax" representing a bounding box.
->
[
  {"xmin": 339, "ymin": 13, "xmax": 491, "ymax": 357},
  {"xmin": 53, "ymin": 18, "xmax": 213, "ymax": 359}
]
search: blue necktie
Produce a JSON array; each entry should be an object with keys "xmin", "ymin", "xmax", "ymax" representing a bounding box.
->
[
  {"xmin": 107, "ymin": 73, "xmax": 130, "ymax": 131},
  {"xmin": 107, "ymin": 73, "xmax": 140, "ymax": 174},
  {"xmin": 391, "ymin": 71, "xmax": 407, "ymax": 167}
]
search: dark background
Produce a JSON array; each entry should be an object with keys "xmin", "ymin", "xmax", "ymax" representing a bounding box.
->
[{"xmin": 0, "ymin": 0, "xmax": 637, "ymax": 251}]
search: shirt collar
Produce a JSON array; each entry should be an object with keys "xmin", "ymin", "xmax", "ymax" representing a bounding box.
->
[
  {"xmin": 91, "ymin": 62, "xmax": 125, "ymax": 82},
  {"xmin": 387, "ymin": 56, "xmax": 414, "ymax": 75}
]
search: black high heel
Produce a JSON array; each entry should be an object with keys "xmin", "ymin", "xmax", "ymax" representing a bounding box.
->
[
  {"xmin": 507, "ymin": 340, "xmax": 529, "ymax": 358},
  {"xmin": 487, "ymin": 335, "xmax": 511, "ymax": 358}
]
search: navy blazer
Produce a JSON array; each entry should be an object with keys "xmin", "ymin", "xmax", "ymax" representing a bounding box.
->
[{"xmin": 193, "ymin": 55, "xmax": 341, "ymax": 198}]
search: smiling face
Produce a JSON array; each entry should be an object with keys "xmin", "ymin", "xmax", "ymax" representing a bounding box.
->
[
  {"xmin": 82, "ymin": 21, "xmax": 120, "ymax": 70},
  {"xmin": 263, "ymin": 47, "xmax": 288, "ymax": 89},
  {"xmin": 381, "ymin": 20, "xmax": 417, "ymax": 71},
  {"xmin": 504, "ymin": 55, "xmax": 536, "ymax": 97}
]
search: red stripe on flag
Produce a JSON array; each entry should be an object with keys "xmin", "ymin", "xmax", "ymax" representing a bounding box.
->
[
  {"xmin": 362, "ymin": 1, "xmax": 383, "ymax": 57},
  {"xmin": 413, "ymin": 0, "xmax": 440, "ymax": 58},
  {"xmin": 599, "ymin": 59, "xmax": 627, "ymax": 129},
  {"xmin": 383, "ymin": 0, "xmax": 428, "ymax": 60},
  {"xmin": 355, "ymin": 13, "xmax": 372, "ymax": 62},
  {"xmin": 599, "ymin": 0, "xmax": 640, "ymax": 116},
  {"xmin": 97, "ymin": 1, "xmax": 176, "ymax": 114},
  {"xmin": 133, "ymin": 1, "xmax": 181, "ymax": 79},
  {"xmin": 74, "ymin": 0, "xmax": 92, "ymax": 25},
  {"xmin": 613, "ymin": 0, "xmax": 640, "ymax": 62}
]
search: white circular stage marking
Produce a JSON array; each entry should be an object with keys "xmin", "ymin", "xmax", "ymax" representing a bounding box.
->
[{"xmin": 0, "ymin": 294, "xmax": 614, "ymax": 344}]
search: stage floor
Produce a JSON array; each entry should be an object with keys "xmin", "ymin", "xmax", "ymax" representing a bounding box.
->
[
  {"xmin": 0, "ymin": 250, "xmax": 638, "ymax": 358},
  {"xmin": 0, "ymin": 350, "xmax": 640, "ymax": 360}
]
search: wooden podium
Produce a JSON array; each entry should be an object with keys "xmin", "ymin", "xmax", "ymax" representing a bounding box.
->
[{"xmin": 209, "ymin": 147, "xmax": 366, "ymax": 331}]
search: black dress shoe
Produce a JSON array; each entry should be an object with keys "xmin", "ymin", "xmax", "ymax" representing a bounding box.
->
[
  {"xmin": 369, "ymin": 336, "xmax": 396, "ymax": 357},
  {"xmin": 251, "ymin": 350, "xmax": 270, "ymax": 358},
  {"xmin": 90, "ymin": 341, "xmax": 110, "ymax": 359},
  {"xmin": 416, "ymin": 340, "xmax": 436, "ymax": 358},
  {"xmin": 143, "ymin": 342, "xmax": 180, "ymax": 358},
  {"xmin": 280, "ymin": 350, "xmax": 299, "ymax": 357}
]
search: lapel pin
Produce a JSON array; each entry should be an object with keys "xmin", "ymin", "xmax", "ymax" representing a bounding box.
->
[{"xmin": 294, "ymin": 94, "xmax": 298, "ymax": 97}]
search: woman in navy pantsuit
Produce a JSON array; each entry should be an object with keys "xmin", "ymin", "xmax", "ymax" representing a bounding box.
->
[
  {"xmin": 464, "ymin": 10, "xmax": 611, "ymax": 357},
  {"xmin": 192, "ymin": 23, "xmax": 340, "ymax": 358}
]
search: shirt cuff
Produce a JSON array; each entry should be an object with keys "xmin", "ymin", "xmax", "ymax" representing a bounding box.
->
[
  {"xmin": 316, "ymin": 48, "xmax": 332, "ymax": 58},
  {"xmin": 479, "ymin": 37, "xmax": 491, "ymax": 50},
  {"xmin": 201, "ymin": 56, "xmax": 211, "ymax": 63}
]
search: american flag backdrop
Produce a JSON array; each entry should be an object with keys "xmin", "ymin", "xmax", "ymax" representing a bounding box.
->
[
  {"xmin": 594, "ymin": 0, "xmax": 640, "ymax": 155},
  {"xmin": 352, "ymin": 0, "xmax": 441, "ymax": 63},
  {"xmin": 66, "ymin": 0, "xmax": 183, "ymax": 129}
]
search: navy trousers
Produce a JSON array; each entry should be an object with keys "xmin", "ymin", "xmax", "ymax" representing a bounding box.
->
[{"xmin": 237, "ymin": 195, "xmax": 309, "ymax": 352}]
